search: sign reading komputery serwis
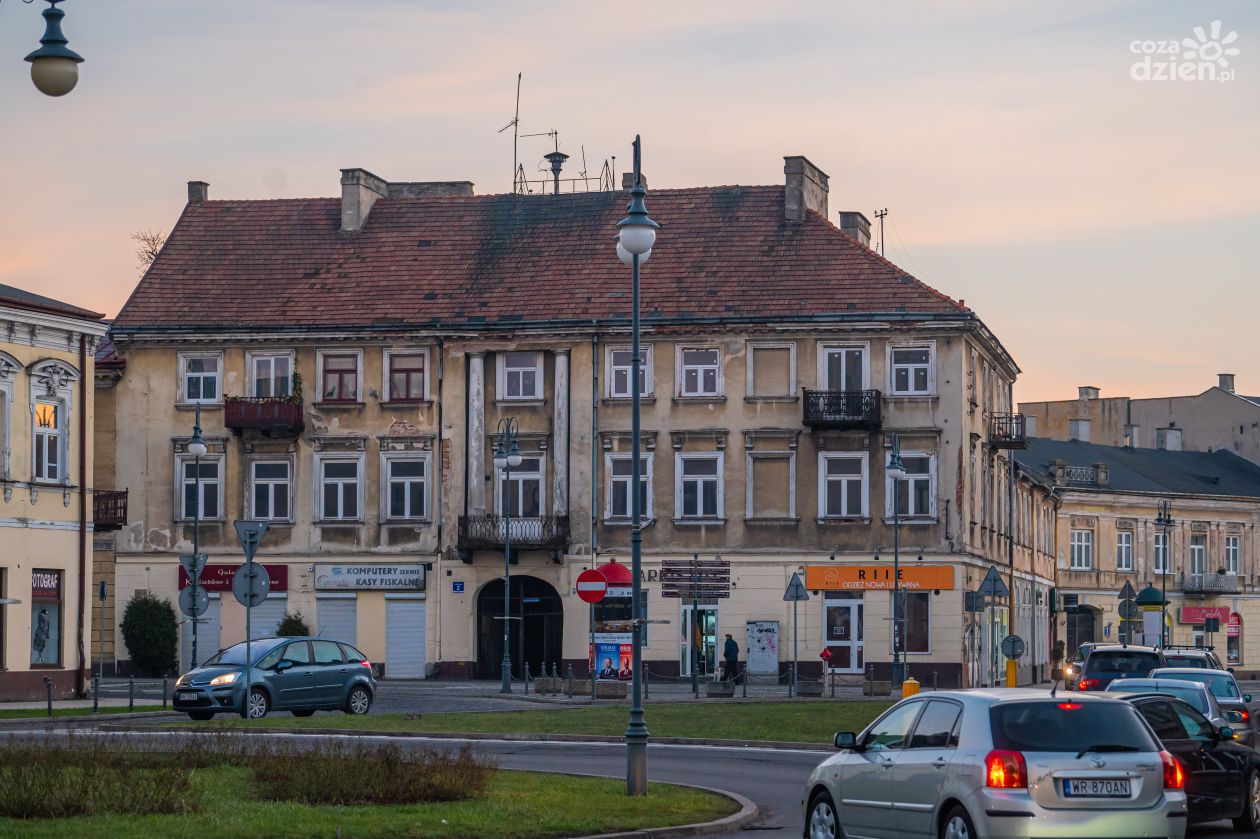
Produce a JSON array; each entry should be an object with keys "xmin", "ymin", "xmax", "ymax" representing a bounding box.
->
[{"xmin": 314, "ymin": 564, "xmax": 426, "ymax": 591}]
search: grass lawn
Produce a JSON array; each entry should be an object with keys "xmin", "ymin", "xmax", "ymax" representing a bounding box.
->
[
  {"xmin": 0, "ymin": 706, "xmax": 166, "ymax": 721},
  {"xmin": 0, "ymin": 767, "xmax": 735, "ymax": 839},
  {"xmin": 202, "ymin": 701, "xmax": 891, "ymax": 744}
]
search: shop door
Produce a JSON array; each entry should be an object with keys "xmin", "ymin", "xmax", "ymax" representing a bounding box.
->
[
  {"xmin": 680, "ymin": 604, "xmax": 718, "ymax": 677},
  {"xmin": 825, "ymin": 596, "xmax": 864, "ymax": 673},
  {"xmin": 385, "ymin": 597, "xmax": 426, "ymax": 678},
  {"xmin": 316, "ymin": 595, "xmax": 357, "ymax": 645}
]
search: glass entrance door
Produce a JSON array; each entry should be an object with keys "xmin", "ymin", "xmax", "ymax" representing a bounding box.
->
[
  {"xmin": 825, "ymin": 595, "xmax": 864, "ymax": 673},
  {"xmin": 680, "ymin": 604, "xmax": 718, "ymax": 677}
]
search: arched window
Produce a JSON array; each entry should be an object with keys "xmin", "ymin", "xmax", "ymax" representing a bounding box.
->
[{"xmin": 26, "ymin": 359, "xmax": 79, "ymax": 485}]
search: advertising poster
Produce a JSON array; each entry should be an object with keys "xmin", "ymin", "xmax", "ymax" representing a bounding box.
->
[{"xmin": 591, "ymin": 632, "xmax": 633, "ymax": 680}]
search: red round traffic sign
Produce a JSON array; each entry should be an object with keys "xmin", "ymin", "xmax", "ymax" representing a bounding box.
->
[{"xmin": 576, "ymin": 568, "xmax": 609, "ymax": 604}]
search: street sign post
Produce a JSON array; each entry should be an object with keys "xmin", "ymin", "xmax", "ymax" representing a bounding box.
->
[
  {"xmin": 233, "ymin": 521, "xmax": 271, "ymax": 718},
  {"xmin": 576, "ymin": 569, "xmax": 609, "ymax": 605},
  {"xmin": 1118, "ymin": 599, "xmax": 1139, "ymax": 619},
  {"xmin": 1001, "ymin": 634, "xmax": 1026, "ymax": 660},
  {"xmin": 661, "ymin": 556, "xmax": 732, "ymax": 695},
  {"xmin": 98, "ymin": 580, "xmax": 107, "ymax": 682},
  {"xmin": 1118, "ymin": 581, "xmax": 1137, "ymax": 601},
  {"xmin": 976, "ymin": 567, "xmax": 1009, "ymax": 686},
  {"xmin": 784, "ymin": 572, "xmax": 810, "ymax": 697},
  {"xmin": 179, "ymin": 585, "xmax": 209, "ymax": 618}
]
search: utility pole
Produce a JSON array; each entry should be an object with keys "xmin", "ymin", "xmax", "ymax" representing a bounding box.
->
[{"xmin": 874, "ymin": 208, "xmax": 888, "ymax": 257}]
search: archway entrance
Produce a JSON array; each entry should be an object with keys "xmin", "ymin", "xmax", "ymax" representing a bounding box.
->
[
  {"xmin": 476, "ymin": 576, "xmax": 563, "ymax": 679},
  {"xmin": 1066, "ymin": 605, "xmax": 1098, "ymax": 657}
]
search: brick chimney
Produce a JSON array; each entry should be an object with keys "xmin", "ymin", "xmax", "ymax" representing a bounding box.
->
[
  {"xmin": 621, "ymin": 172, "xmax": 648, "ymax": 191},
  {"xmin": 838, "ymin": 211, "xmax": 871, "ymax": 248},
  {"xmin": 340, "ymin": 168, "xmax": 389, "ymax": 232},
  {"xmin": 1219, "ymin": 373, "xmax": 1236, "ymax": 393},
  {"xmin": 187, "ymin": 181, "xmax": 209, "ymax": 204},
  {"xmin": 783, "ymin": 156, "xmax": 828, "ymax": 223}
]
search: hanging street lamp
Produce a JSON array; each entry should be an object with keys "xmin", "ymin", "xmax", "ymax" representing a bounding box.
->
[{"xmin": 4, "ymin": 0, "xmax": 85, "ymax": 96}]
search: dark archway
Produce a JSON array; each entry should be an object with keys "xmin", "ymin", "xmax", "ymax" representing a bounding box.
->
[
  {"xmin": 1066, "ymin": 605, "xmax": 1098, "ymax": 657},
  {"xmin": 476, "ymin": 576, "xmax": 563, "ymax": 679}
]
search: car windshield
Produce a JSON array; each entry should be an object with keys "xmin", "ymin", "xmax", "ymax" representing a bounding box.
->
[
  {"xmin": 1157, "ymin": 671, "xmax": 1240, "ymax": 699},
  {"xmin": 203, "ymin": 641, "xmax": 279, "ymax": 667},
  {"xmin": 1106, "ymin": 683, "xmax": 1210, "ymax": 713},
  {"xmin": 1163, "ymin": 656, "xmax": 1206, "ymax": 668},
  {"xmin": 1086, "ymin": 651, "xmax": 1160, "ymax": 676},
  {"xmin": 990, "ymin": 701, "xmax": 1157, "ymax": 753}
]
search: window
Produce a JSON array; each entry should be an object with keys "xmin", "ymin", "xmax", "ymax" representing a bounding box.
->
[
  {"xmin": 747, "ymin": 453, "xmax": 796, "ymax": 520},
  {"xmin": 676, "ymin": 454, "xmax": 723, "ymax": 520},
  {"xmin": 498, "ymin": 456, "xmax": 543, "ymax": 517},
  {"xmin": 1190, "ymin": 534, "xmax": 1207, "ymax": 574},
  {"xmin": 318, "ymin": 459, "xmax": 360, "ymax": 521},
  {"xmin": 499, "ymin": 351, "xmax": 542, "ymax": 401},
  {"xmin": 1156, "ymin": 428, "xmax": 1182, "ymax": 451},
  {"xmin": 312, "ymin": 640, "xmax": 346, "ymax": 665},
  {"xmin": 1226, "ymin": 535, "xmax": 1241, "ymax": 575},
  {"xmin": 1154, "ymin": 531, "xmax": 1169, "ymax": 574},
  {"xmin": 320, "ymin": 354, "xmax": 359, "ymax": 402},
  {"xmin": 29, "ymin": 569, "xmax": 61, "ymax": 667},
  {"xmin": 887, "ymin": 452, "xmax": 935, "ymax": 518},
  {"xmin": 890, "ymin": 345, "xmax": 932, "ymax": 395},
  {"xmin": 250, "ymin": 461, "xmax": 290, "ymax": 521},
  {"xmin": 747, "ymin": 343, "xmax": 795, "ymax": 397},
  {"xmin": 1116, "ymin": 531, "xmax": 1133, "ymax": 572},
  {"xmin": 821, "ymin": 345, "xmax": 866, "ymax": 392},
  {"xmin": 250, "ymin": 354, "xmax": 291, "ymax": 398},
  {"xmin": 907, "ymin": 700, "xmax": 962, "ymax": 749},
  {"xmin": 1069, "ymin": 529, "xmax": 1094, "ymax": 570},
  {"xmin": 33, "ymin": 400, "xmax": 62, "ymax": 482},
  {"xmin": 0, "ymin": 386, "xmax": 10, "ymax": 479},
  {"xmin": 180, "ymin": 353, "xmax": 221, "ymax": 404},
  {"xmin": 1139, "ymin": 701, "xmax": 1184, "ymax": 742},
  {"xmin": 897, "ymin": 591, "xmax": 931, "ymax": 653},
  {"xmin": 606, "ymin": 454, "xmax": 651, "ymax": 520},
  {"xmin": 386, "ymin": 457, "xmax": 428, "ymax": 520},
  {"xmin": 1069, "ymin": 419, "xmax": 1091, "ymax": 442},
  {"xmin": 386, "ymin": 351, "xmax": 427, "ymax": 402},
  {"xmin": 180, "ymin": 458, "xmax": 221, "ymax": 520},
  {"xmin": 678, "ymin": 347, "xmax": 721, "ymax": 397},
  {"xmin": 608, "ymin": 348, "xmax": 651, "ymax": 398},
  {"xmin": 819, "ymin": 452, "xmax": 868, "ymax": 518},
  {"xmin": 862, "ymin": 701, "xmax": 923, "ymax": 752}
]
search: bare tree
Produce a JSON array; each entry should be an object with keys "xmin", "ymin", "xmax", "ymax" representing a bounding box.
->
[{"xmin": 131, "ymin": 229, "xmax": 167, "ymax": 274}]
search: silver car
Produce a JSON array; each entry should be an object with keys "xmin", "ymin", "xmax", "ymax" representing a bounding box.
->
[
  {"xmin": 1105, "ymin": 678, "xmax": 1231, "ymax": 732},
  {"xmin": 1150, "ymin": 668, "xmax": 1256, "ymax": 748},
  {"xmin": 804, "ymin": 689, "xmax": 1188, "ymax": 839}
]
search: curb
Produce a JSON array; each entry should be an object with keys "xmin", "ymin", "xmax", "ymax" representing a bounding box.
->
[
  {"xmin": 0, "ymin": 711, "xmax": 179, "ymax": 728},
  {"xmin": 573, "ymin": 780, "xmax": 757, "ymax": 838}
]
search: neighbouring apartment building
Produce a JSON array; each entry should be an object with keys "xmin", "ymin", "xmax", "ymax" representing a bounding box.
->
[
  {"xmin": 0, "ymin": 284, "xmax": 109, "ymax": 700},
  {"xmin": 1020, "ymin": 377, "xmax": 1260, "ymax": 465},
  {"xmin": 100, "ymin": 156, "xmax": 1056, "ymax": 686},
  {"xmin": 1015, "ymin": 438, "xmax": 1260, "ymax": 677}
]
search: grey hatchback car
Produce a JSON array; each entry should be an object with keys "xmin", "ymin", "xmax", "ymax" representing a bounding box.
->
[{"xmin": 173, "ymin": 636, "xmax": 376, "ymax": 720}]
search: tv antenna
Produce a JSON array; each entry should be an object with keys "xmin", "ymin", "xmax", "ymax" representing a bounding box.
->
[
  {"xmin": 873, "ymin": 208, "xmax": 889, "ymax": 257},
  {"xmin": 497, "ymin": 73, "xmax": 523, "ymax": 194}
]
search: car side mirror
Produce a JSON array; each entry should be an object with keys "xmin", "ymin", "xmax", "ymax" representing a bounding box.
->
[
  {"xmin": 1228, "ymin": 667, "xmax": 1235, "ymax": 673},
  {"xmin": 275, "ymin": 659, "xmax": 294, "ymax": 673},
  {"xmin": 1245, "ymin": 694, "xmax": 1253, "ymax": 704},
  {"xmin": 834, "ymin": 731, "xmax": 860, "ymax": 750},
  {"xmin": 1218, "ymin": 725, "xmax": 1236, "ymax": 741}
]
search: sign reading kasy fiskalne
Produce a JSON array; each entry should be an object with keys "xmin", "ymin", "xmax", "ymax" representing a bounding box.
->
[
  {"xmin": 315, "ymin": 564, "xmax": 425, "ymax": 591},
  {"xmin": 805, "ymin": 565, "xmax": 955, "ymax": 591}
]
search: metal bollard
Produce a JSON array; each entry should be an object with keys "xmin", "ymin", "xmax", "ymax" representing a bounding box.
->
[
  {"xmin": 162, "ymin": 676, "xmax": 169, "ymax": 710},
  {"xmin": 44, "ymin": 676, "xmax": 53, "ymax": 717},
  {"xmin": 566, "ymin": 663, "xmax": 573, "ymax": 698},
  {"xmin": 932, "ymin": 671, "xmax": 938, "ymax": 692},
  {"xmin": 830, "ymin": 669, "xmax": 836, "ymax": 699},
  {"xmin": 523, "ymin": 662, "xmax": 531, "ymax": 695},
  {"xmin": 128, "ymin": 674, "xmax": 135, "ymax": 712},
  {"xmin": 644, "ymin": 665, "xmax": 650, "ymax": 700},
  {"xmin": 92, "ymin": 677, "xmax": 99, "ymax": 714},
  {"xmin": 552, "ymin": 662, "xmax": 559, "ymax": 693},
  {"xmin": 742, "ymin": 663, "xmax": 748, "ymax": 698}
]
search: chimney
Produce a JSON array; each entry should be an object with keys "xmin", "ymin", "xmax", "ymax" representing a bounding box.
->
[
  {"xmin": 544, "ymin": 151, "xmax": 569, "ymax": 196},
  {"xmin": 838, "ymin": 211, "xmax": 871, "ymax": 248},
  {"xmin": 1093, "ymin": 462, "xmax": 1110, "ymax": 487},
  {"xmin": 1078, "ymin": 385, "xmax": 1100, "ymax": 400},
  {"xmin": 1219, "ymin": 373, "xmax": 1236, "ymax": 393},
  {"xmin": 621, "ymin": 171, "xmax": 648, "ymax": 191},
  {"xmin": 340, "ymin": 168, "xmax": 389, "ymax": 232},
  {"xmin": 783, "ymin": 156, "xmax": 828, "ymax": 222},
  {"xmin": 187, "ymin": 181, "xmax": 209, "ymax": 204}
]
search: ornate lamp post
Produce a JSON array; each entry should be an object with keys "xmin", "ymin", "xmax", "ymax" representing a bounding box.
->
[
  {"xmin": 886, "ymin": 434, "xmax": 907, "ymax": 688},
  {"xmin": 3, "ymin": 0, "xmax": 84, "ymax": 96},
  {"xmin": 616, "ymin": 135, "xmax": 658, "ymax": 796},
  {"xmin": 1155, "ymin": 499, "xmax": 1174, "ymax": 647},
  {"xmin": 493, "ymin": 417, "xmax": 522, "ymax": 694}
]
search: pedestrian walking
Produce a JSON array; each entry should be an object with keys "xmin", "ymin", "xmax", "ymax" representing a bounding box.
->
[{"xmin": 722, "ymin": 633, "xmax": 739, "ymax": 682}]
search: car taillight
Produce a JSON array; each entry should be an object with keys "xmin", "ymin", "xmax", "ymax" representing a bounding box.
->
[
  {"xmin": 1160, "ymin": 750, "xmax": 1184, "ymax": 790},
  {"xmin": 1057, "ymin": 702, "xmax": 1081, "ymax": 710},
  {"xmin": 359, "ymin": 659, "xmax": 372, "ymax": 669},
  {"xmin": 1076, "ymin": 678, "xmax": 1094, "ymax": 690},
  {"xmin": 1238, "ymin": 709, "xmax": 1250, "ymax": 722},
  {"xmin": 985, "ymin": 749, "xmax": 1027, "ymax": 789}
]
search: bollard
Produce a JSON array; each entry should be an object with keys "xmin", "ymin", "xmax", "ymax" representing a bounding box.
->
[
  {"xmin": 162, "ymin": 676, "xmax": 169, "ymax": 710},
  {"xmin": 44, "ymin": 676, "xmax": 53, "ymax": 717},
  {"xmin": 644, "ymin": 665, "xmax": 650, "ymax": 700},
  {"xmin": 932, "ymin": 671, "xmax": 938, "ymax": 692},
  {"xmin": 129, "ymin": 674, "xmax": 135, "ymax": 712},
  {"xmin": 830, "ymin": 669, "xmax": 836, "ymax": 699},
  {"xmin": 566, "ymin": 663, "xmax": 573, "ymax": 698},
  {"xmin": 552, "ymin": 662, "xmax": 560, "ymax": 693},
  {"xmin": 523, "ymin": 662, "xmax": 531, "ymax": 695},
  {"xmin": 901, "ymin": 676, "xmax": 921, "ymax": 699},
  {"xmin": 92, "ymin": 677, "xmax": 99, "ymax": 714},
  {"xmin": 742, "ymin": 663, "xmax": 748, "ymax": 698}
]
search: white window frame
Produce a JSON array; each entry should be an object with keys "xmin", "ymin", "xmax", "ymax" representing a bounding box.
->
[
  {"xmin": 604, "ymin": 452, "xmax": 654, "ymax": 521},
  {"xmin": 494, "ymin": 453, "xmax": 546, "ymax": 517},
  {"xmin": 31, "ymin": 398, "xmax": 65, "ymax": 483},
  {"xmin": 1069, "ymin": 529, "xmax": 1094, "ymax": 570},
  {"xmin": 1226, "ymin": 535, "xmax": 1241, "ymax": 575},
  {"xmin": 315, "ymin": 349, "xmax": 364, "ymax": 404},
  {"xmin": 496, "ymin": 351, "xmax": 544, "ymax": 402},
  {"xmin": 314, "ymin": 453, "xmax": 365, "ymax": 523},
  {"xmin": 1116, "ymin": 530, "xmax": 1134, "ymax": 572},
  {"xmin": 884, "ymin": 450, "xmax": 937, "ymax": 519},
  {"xmin": 246, "ymin": 351, "xmax": 295, "ymax": 399},
  {"xmin": 26, "ymin": 360, "xmax": 78, "ymax": 486},
  {"xmin": 178, "ymin": 351, "xmax": 223, "ymax": 406},
  {"xmin": 0, "ymin": 382, "xmax": 10, "ymax": 480},
  {"xmin": 887, "ymin": 342, "xmax": 935, "ymax": 396},
  {"xmin": 816, "ymin": 342, "xmax": 870, "ymax": 392},
  {"xmin": 380, "ymin": 451, "xmax": 432, "ymax": 522},
  {"xmin": 1154, "ymin": 531, "xmax": 1170, "ymax": 574},
  {"xmin": 745, "ymin": 341, "xmax": 797, "ymax": 398},
  {"xmin": 674, "ymin": 452, "xmax": 725, "ymax": 521},
  {"xmin": 1190, "ymin": 534, "xmax": 1207, "ymax": 575},
  {"xmin": 606, "ymin": 346, "xmax": 653, "ymax": 399},
  {"xmin": 246, "ymin": 457, "xmax": 293, "ymax": 522},
  {"xmin": 174, "ymin": 453, "xmax": 225, "ymax": 522},
  {"xmin": 383, "ymin": 348, "xmax": 431, "ymax": 403},
  {"xmin": 817, "ymin": 451, "xmax": 868, "ymax": 520},
  {"xmin": 746, "ymin": 451, "xmax": 797, "ymax": 520},
  {"xmin": 675, "ymin": 345, "xmax": 724, "ymax": 398}
]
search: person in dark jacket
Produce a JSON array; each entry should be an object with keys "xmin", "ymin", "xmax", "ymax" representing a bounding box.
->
[{"xmin": 722, "ymin": 634, "xmax": 739, "ymax": 682}]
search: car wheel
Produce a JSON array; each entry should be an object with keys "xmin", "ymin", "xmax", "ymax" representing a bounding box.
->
[
  {"xmin": 806, "ymin": 790, "xmax": 839, "ymax": 839},
  {"xmin": 292, "ymin": 710, "xmax": 316, "ymax": 717},
  {"xmin": 940, "ymin": 805, "xmax": 976, "ymax": 839},
  {"xmin": 247, "ymin": 687, "xmax": 270, "ymax": 719},
  {"xmin": 344, "ymin": 686, "xmax": 372, "ymax": 715},
  {"xmin": 1234, "ymin": 769, "xmax": 1260, "ymax": 833},
  {"xmin": 188, "ymin": 711, "xmax": 213, "ymax": 721}
]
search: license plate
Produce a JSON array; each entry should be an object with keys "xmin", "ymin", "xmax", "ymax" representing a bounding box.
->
[
  {"xmin": 176, "ymin": 691, "xmax": 199, "ymax": 701},
  {"xmin": 1063, "ymin": 779, "xmax": 1131, "ymax": 798}
]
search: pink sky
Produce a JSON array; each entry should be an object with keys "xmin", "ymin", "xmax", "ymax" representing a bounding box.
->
[{"xmin": 0, "ymin": 0, "xmax": 1255, "ymax": 401}]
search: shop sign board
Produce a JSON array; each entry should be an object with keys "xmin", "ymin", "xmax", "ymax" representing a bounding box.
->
[
  {"xmin": 805, "ymin": 564, "xmax": 955, "ymax": 591},
  {"xmin": 1179, "ymin": 605, "xmax": 1230, "ymax": 624},
  {"xmin": 315, "ymin": 564, "xmax": 425, "ymax": 591},
  {"xmin": 180, "ymin": 563, "xmax": 289, "ymax": 592}
]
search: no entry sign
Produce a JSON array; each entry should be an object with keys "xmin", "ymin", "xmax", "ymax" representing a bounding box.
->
[{"xmin": 576, "ymin": 568, "xmax": 609, "ymax": 604}]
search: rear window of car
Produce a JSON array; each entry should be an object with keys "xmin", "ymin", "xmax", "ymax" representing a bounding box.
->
[
  {"xmin": 1085, "ymin": 651, "xmax": 1161, "ymax": 675},
  {"xmin": 1163, "ymin": 655, "xmax": 1206, "ymax": 668},
  {"xmin": 339, "ymin": 643, "xmax": 367, "ymax": 663},
  {"xmin": 1107, "ymin": 683, "xmax": 1210, "ymax": 714},
  {"xmin": 990, "ymin": 701, "xmax": 1157, "ymax": 753},
  {"xmin": 1157, "ymin": 671, "xmax": 1240, "ymax": 699}
]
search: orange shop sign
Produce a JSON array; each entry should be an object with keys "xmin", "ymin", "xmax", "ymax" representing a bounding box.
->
[{"xmin": 805, "ymin": 564, "xmax": 955, "ymax": 591}]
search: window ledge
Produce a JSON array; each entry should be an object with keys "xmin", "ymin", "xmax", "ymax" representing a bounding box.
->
[
  {"xmin": 816, "ymin": 516, "xmax": 872, "ymax": 526},
  {"xmin": 313, "ymin": 401, "xmax": 365, "ymax": 409},
  {"xmin": 744, "ymin": 395, "xmax": 799, "ymax": 404},
  {"xmin": 881, "ymin": 516, "xmax": 938, "ymax": 525},
  {"xmin": 602, "ymin": 517, "xmax": 657, "ymax": 528},
  {"xmin": 602, "ymin": 396, "xmax": 657, "ymax": 406},
  {"xmin": 177, "ymin": 518, "xmax": 225, "ymax": 525},
  {"xmin": 382, "ymin": 519, "xmax": 433, "ymax": 526},
  {"xmin": 317, "ymin": 520, "xmax": 363, "ymax": 526},
  {"xmin": 495, "ymin": 399, "xmax": 545, "ymax": 407},
  {"xmin": 673, "ymin": 395, "xmax": 725, "ymax": 404},
  {"xmin": 176, "ymin": 402, "xmax": 223, "ymax": 410},
  {"xmin": 885, "ymin": 394, "xmax": 939, "ymax": 402},
  {"xmin": 672, "ymin": 517, "xmax": 727, "ymax": 527},
  {"xmin": 382, "ymin": 400, "xmax": 433, "ymax": 407},
  {"xmin": 747, "ymin": 516, "xmax": 800, "ymax": 526}
]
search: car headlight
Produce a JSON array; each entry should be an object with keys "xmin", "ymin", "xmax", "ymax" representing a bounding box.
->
[
  {"xmin": 175, "ymin": 674, "xmax": 187, "ymax": 687},
  {"xmin": 209, "ymin": 673, "xmax": 239, "ymax": 687}
]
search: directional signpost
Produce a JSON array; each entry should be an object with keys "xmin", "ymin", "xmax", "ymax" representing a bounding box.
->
[
  {"xmin": 233, "ymin": 521, "xmax": 270, "ymax": 718},
  {"xmin": 784, "ymin": 572, "xmax": 810, "ymax": 697},
  {"xmin": 179, "ymin": 553, "xmax": 208, "ymax": 668},
  {"xmin": 662, "ymin": 555, "xmax": 732, "ymax": 696},
  {"xmin": 976, "ymin": 567, "xmax": 1010, "ymax": 686}
]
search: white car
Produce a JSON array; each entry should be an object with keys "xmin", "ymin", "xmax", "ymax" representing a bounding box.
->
[{"xmin": 804, "ymin": 689, "xmax": 1188, "ymax": 839}]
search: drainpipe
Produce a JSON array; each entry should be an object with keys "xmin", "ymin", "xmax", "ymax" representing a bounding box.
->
[
  {"xmin": 76, "ymin": 333, "xmax": 88, "ymax": 697},
  {"xmin": 591, "ymin": 327, "xmax": 599, "ymax": 557},
  {"xmin": 435, "ymin": 336, "xmax": 445, "ymax": 667}
]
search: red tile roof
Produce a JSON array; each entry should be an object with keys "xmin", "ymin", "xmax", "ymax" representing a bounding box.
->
[{"xmin": 112, "ymin": 186, "xmax": 970, "ymax": 333}]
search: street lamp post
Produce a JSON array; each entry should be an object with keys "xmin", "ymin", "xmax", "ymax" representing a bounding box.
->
[
  {"xmin": 3, "ymin": 0, "xmax": 85, "ymax": 96},
  {"xmin": 1156, "ymin": 499, "xmax": 1174, "ymax": 647},
  {"xmin": 493, "ymin": 417, "xmax": 523, "ymax": 694},
  {"xmin": 617, "ymin": 135, "xmax": 658, "ymax": 797},
  {"xmin": 187, "ymin": 405, "xmax": 208, "ymax": 669},
  {"xmin": 886, "ymin": 434, "xmax": 907, "ymax": 688}
]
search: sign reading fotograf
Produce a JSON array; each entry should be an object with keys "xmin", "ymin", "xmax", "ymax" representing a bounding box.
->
[
  {"xmin": 805, "ymin": 564, "xmax": 955, "ymax": 591},
  {"xmin": 315, "ymin": 564, "xmax": 425, "ymax": 592}
]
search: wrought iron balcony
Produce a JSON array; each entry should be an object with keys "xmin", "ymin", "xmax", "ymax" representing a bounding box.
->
[
  {"xmin": 458, "ymin": 515, "xmax": 570, "ymax": 551},
  {"xmin": 93, "ymin": 489, "xmax": 128, "ymax": 531},
  {"xmin": 1181, "ymin": 572, "xmax": 1241, "ymax": 595},
  {"xmin": 224, "ymin": 397, "xmax": 304, "ymax": 436},
  {"xmin": 802, "ymin": 389, "xmax": 881, "ymax": 430},
  {"xmin": 988, "ymin": 413, "xmax": 1029, "ymax": 449}
]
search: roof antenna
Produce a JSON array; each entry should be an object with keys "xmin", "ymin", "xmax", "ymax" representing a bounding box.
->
[
  {"xmin": 873, "ymin": 208, "xmax": 889, "ymax": 257},
  {"xmin": 497, "ymin": 73, "xmax": 523, "ymax": 194}
]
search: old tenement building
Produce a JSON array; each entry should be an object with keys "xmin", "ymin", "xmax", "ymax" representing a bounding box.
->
[{"xmin": 100, "ymin": 157, "xmax": 1055, "ymax": 686}]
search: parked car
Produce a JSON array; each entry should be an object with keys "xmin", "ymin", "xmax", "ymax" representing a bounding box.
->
[
  {"xmin": 173, "ymin": 636, "xmax": 376, "ymax": 720},
  {"xmin": 803, "ymin": 689, "xmax": 1187, "ymax": 839},
  {"xmin": 1150, "ymin": 668, "xmax": 1256, "ymax": 748},
  {"xmin": 1075, "ymin": 644, "xmax": 1166, "ymax": 691},
  {"xmin": 1118, "ymin": 693, "xmax": 1260, "ymax": 832},
  {"xmin": 1063, "ymin": 641, "xmax": 1097, "ymax": 689},
  {"xmin": 1161, "ymin": 646, "xmax": 1226, "ymax": 670},
  {"xmin": 1105, "ymin": 679, "xmax": 1232, "ymax": 732}
]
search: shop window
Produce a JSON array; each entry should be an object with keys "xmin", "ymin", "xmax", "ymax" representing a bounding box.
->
[
  {"xmin": 30, "ymin": 569, "xmax": 62, "ymax": 667},
  {"xmin": 1228, "ymin": 613, "xmax": 1242, "ymax": 666},
  {"xmin": 893, "ymin": 591, "xmax": 931, "ymax": 654}
]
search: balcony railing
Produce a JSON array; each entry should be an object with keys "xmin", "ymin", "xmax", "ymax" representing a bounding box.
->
[
  {"xmin": 1181, "ymin": 572, "xmax": 1241, "ymax": 595},
  {"xmin": 93, "ymin": 490, "xmax": 128, "ymax": 531},
  {"xmin": 458, "ymin": 515, "xmax": 570, "ymax": 551},
  {"xmin": 224, "ymin": 397, "xmax": 305, "ymax": 436},
  {"xmin": 1065, "ymin": 466, "xmax": 1098, "ymax": 485},
  {"xmin": 988, "ymin": 413, "xmax": 1029, "ymax": 449},
  {"xmin": 802, "ymin": 389, "xmax": 882, "ymax": 430}
]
